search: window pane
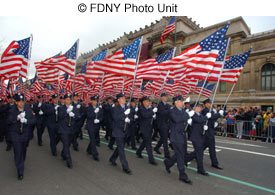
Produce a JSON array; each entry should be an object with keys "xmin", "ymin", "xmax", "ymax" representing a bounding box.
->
[
  {"xmin": 262, "ymin": 77, "xmax": 265, "ymax": 90},
  {"xmin": 266, "ymin": 76, "xmax": 270, "ymax": 90},
  {"xmin": 272, "ymin": 76, "xmax": 275, "ymax": 90}
]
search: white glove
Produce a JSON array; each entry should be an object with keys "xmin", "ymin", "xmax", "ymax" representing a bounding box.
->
[
  {"xmin": 219, "ymin": 110, "xmax": 224, "ymax": 116},
  {"xmin": 39, "ymin": 110, "xmax": 43, "ymax": 115},
  {"xmin": 20, "ymin": 118, "xmax": 27, "ymax": 124},
  {"xmin": 206, "ymin": 112, "xmax": 212, "ymax": 119},
  {"xmin": 153, "ymin": 107, "xmax": 158, "ymax": 113},
  {"xmin": 112, "ymin": 104, "xmax": 115, "ymax": 107},
  {"xmin": 20, "ymin": 112, "xmax": 26, "ymax": 118},
  {"xmin": 204, "ymin": 125, "xmax": 208, "ymax": 131},
  {"xmin": 185, "ymin": 109, "xmax": 189, "ymax": 113},
  {"xmin": 125, "ymin": 117, "xmax": 130, "ymax": 123},
  {"xmin": 135, "ymin": 107, "xmax": 138, "ymax": 112},
  {"xmin": 69, "ymin": 112, "xmax": 75, "ymax": 118},
  {"xmin": 153, "ymin": 114, "xmax": 156, "ymax": 119},
  {"xmin": 94, "ymin": 107, "xmax": 99, "ymax": 113},
  {"xmin": 55, "ymin": 105, "xmax": 59, "ymax": 110},
  {"xmin": 77, "ymin": 104, "xmax": 81, "ymax": 109},
  {"xmin": 188, "ymin": 110, "xmax": 195, "ymax": 117},
  {"xmin": 124, "ymin": 108, "xmax": 130, "ymax": 115},
  {"xmin": 134, "ymin": 115, "xmax": 138, "ymax": 119},
  {"xmin": 99, "ymin": 105, "xmax": 102, "ymax": 109},
  {"xmin": 187, "ymin": 118, "xmax": 192, "ymax": 125},
  {"xmin": 67, "ymin": 105, "xmax": 73, "ymax": 113},
  {"xmin": 213, "ymin": 109, "xmax": 217, "ymax": 114},
  {"xmin": 94, "ymin": 119, "xmax": 100, "ymax": 124},
  {"xmin": 38, "ymin": 102, "xmax": 42, "ymax": 107},
  {"xmin": 55, "ymin": 111, "xmax": 58, "ymax": 116},
  {"xmin": 17, "ymin": 114, "xmax": 22, "ymax": 121},
  {"xmin": 214, "ymin": 122, "xmax": 218, "ymax": 128}
]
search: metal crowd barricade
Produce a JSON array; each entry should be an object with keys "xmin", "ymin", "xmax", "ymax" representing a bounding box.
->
[{"xmin": 266, "ymin": 124, "xmax": 275, "ymax": 143}]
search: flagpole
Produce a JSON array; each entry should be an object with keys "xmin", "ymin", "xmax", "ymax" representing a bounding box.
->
[
  {"xmin": 129, "ymin": 36, "xmax": 143, "ymax": 103},
  {"xmin": 72, "ymin": 39, "xmax": 80, "ymax": 93},
  {"xmin": 194, "ymin": 72, "xmax": 210, "ymax": 107},
  {"xmin": 222, "ymin": 82, "xmax": 236, "ymax": 110},
  {"xmin": 209, "ymin": 37, "xmax": 231, "ymax": 111}
]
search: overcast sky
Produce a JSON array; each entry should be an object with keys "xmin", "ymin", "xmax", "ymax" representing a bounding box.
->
[{"xmin": 0, "ymin": 16, "xmax": 275, "ymax": 78}]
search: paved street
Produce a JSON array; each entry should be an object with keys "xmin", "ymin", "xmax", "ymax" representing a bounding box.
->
[{"xmin": 1, "ymin": 133, "xmax": 275, "ymax": 195}]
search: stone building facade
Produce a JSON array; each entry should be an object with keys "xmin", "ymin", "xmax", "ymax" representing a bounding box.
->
[{"xmin": 77, "ymin": 16, "xmax": 275, "ymax": 111}]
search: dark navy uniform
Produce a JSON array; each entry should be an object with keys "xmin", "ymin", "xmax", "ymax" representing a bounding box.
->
[
  {"xmin": 71, "ymin": 100, "xmax": 85, "ymax": 151},
  {"xmin": 164, "ymin": 103, "xmax": 190, "ymax": 183},
  {"xmin": 57, "ymin": 102, "xmax": 80, "ymax": 168},
  {"xmin": 155, "ymin": 101, "xmax": 171, "ymax": 158},
  {"xmin": 33, "ymin": 97, "xmax": 47, "ymax": 146},
  {"xmin": 109, "ymin": 93, "xmax": 132, "ymax": 174},
  {"xmin": 103, "ymin": 100, "xmax": 113, "ymax": 140},
  {"xmin": 0, "ymin": 100, "xmax": 10, "ymax": 143},
  {"xmin": 201, "ymin": 107, "xmax": 222, "ymax": 168},
  {"xmin": 187, "ymin": 111, "xmax": 208, "ymax": 174},
  {"xmin": 44, "ymin": 97, "xmax": 59, "ymax": 156},
  {"xmin": 7, "ymin": 94, "xmax": 36, "ymax": 179},
  {"xmin": 86, "ymin": 102, "xmax": 103, "ymax": 160},
  {"xmin": 126, "ymin": 105, "xmax": 139, "ymax": 150},
  {"xmin": 136, "ymin": 99, "xmax": 157, "ymax": 165}
]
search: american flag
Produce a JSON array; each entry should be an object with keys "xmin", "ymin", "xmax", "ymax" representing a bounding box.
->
[
  {"xmin": 93, "ymin": 38, "xmax": 142, "ymax": 77},
  {"xmin": 160, "ymin": 16, "xmax": 176, "ymax": 44},
  {"xmin": 85, "ymin": 49, "xmax": 107, "ymax": 80},
  {"xmin": 187, "ymin": 38, "xmax": 230, "ymax": 81},
  {"xmin": 220, "ymin": 49, "xmax": 251, "ymax": 83},
  {"xmin": 0, "ymin": 36, "xmax": 32, "ymax": 79},
  {"xmin": 40, "ymin": 40, "xmax": 78, "ymax": 76},
  {"xmin": 194, "ymin": 81, "xmax": 216, "ymax": 97},
  {"xmin": 137, "ymin": 48, "xmax": 175, "ymax": 80},
  {"xmin": 35, "ymin": 53, "xmax": 60, "ymax": 83},
  {"xmin": 160, "ymin": 23, "xmax": 230, "ymax": 72}
]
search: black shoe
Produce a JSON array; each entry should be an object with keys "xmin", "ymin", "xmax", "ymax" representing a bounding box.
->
[
  {"xmin": 109, "ymin": 159, "xmax": 117, "ymax": 166},
  {"xmin": 6, "ymin": 145, "xmax": 11, "ymax": 151},
  {"xmin": 197, "ymin": 171, "xmax": 209, "ymax": 176},
  {"xmin": 164, "ymin": 159, "xmax": 171, "ymax": 173},
  {"xmin": 0, "ymin": 136, "xmax": 4, "ymax": 142},
  {"xmin": 104, "ymin": 136, "xmax": 109, "ymax": 141},
  {"xmin": 169, "ymin": 143, "xmax": 174, "ymax": 150},
  {"xmin": 179, "ymin": 178, "xmax": 192, "ymax": 184},
  {"xmin": 149, "ymin": 161, "xmax": 158, "ymax": 166},
  {"xmin": 123, "ymin": 168, "xmax": 132, "ymax": 175},
  {"xmin": 108, "ymin": 145, "xmax": 114, "ymax": 150},
  {"xmin": 52, "ymin": 152, "xmax": 57, "ymax": 156},
  {"xmin": 136, "ymin": 152, "xmax": 143, "ymax": 159},
  {"xmin": 17, "ymin": 174, "xmax": 24, "ymax": 180},
  {"xmin": 212, "ymin": 164, "xmax": 223, "ymax": 170},
  {"xmin": 96, "ymin": 143, "xmax": 100, "ymax": 147},
  {"xmin": 154, "ymin": 148, "xmax": 161, "ymax": 155},
  {"xmin": 93, "ymin": 156, "xmax": 99, "ymax": 161},
  {"xmin": 86, "ymin": 150, "xmax": 92, "ymax": 155},
  {"xmin": 73, "ymin": 146, "xmax": 79, "ymax": 151},
  {"xmin": 66, "ymin": 161, "xmax": 73, "ymax": 169},
  {"xmin": 38, "ymin": 142, "xmax": 43, "ymax": 146}
]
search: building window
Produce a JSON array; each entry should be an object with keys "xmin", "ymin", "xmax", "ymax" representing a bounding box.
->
[
  {"xmin": 261, "ymin": 63, "xmax": 275, "ymax": 90},
  {"xmin": 219, "ymin": 82, "xmax": 226, "ymax": 93}
]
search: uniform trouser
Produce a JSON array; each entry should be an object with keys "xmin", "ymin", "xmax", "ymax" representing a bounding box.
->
[
  {"xmin": 155, "ymin": 127, "xmax": 170, "ymax": 158},
  {"xmin": 12, "ymin": 141, "xmax": 28, "ymax": 175},
  {"xmin": 0, "ymin": 124, "xmax": 5, "ymax": 141},
  {"xmin": 61, "ymin": 134, "xmax": 72, "ymax": 162},
  {"xmin": 72, "ymin": 123, "xmax": 82, "ymax": 148},
  {"xmin": 87, "ymin": 128, "xmax": 99, "ymax": 157},
  {"xmin": 109, "ymin": 137, "xmax": 129, "ymax": 170},
  {"xmin": 95, "ymin": 128, "xmax": 100, "ymax": 144},
  {"xmin": 187, "ymin": 140, "xmax": 205, "ymax": 172},
  {"xmin": 36, "ymin": 122, "xmax": 46, "ymax": 144},
  {"xmin": 136, "ymin": 134, "xmax": 155, "ymax": 163},
  {"xmin": 126, "ymin": 123, "xmax": 137, "ymax": 148},
  {"xmin": 203, "ymin": 135, "xmax": 219, "ymax": 166},
  {"xmin": 165, "ymin": 142, "xmax": 188, "ymax": 180},
  {"xmin": 105, "ymin": 123, "xmax": 112, "ymax": 139},
  {"xmin": 108, "ymin": 136, "xmax": 115, "ymax": 148},
  {"xmin": 47, "ymin": 126, "xmax": 57, "ymax": 154}
]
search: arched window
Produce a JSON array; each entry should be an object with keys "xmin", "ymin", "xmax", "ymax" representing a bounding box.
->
[{"xmin": 261, "ymin": 63, "xmax": 275, "ymax": 90}]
